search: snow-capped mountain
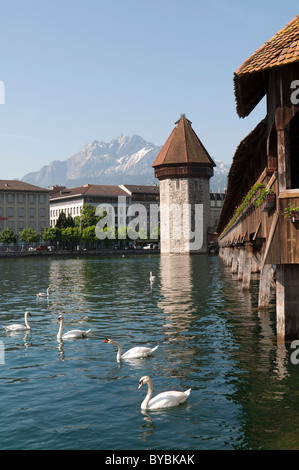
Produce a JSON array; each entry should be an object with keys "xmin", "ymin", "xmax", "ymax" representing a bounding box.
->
[{"xmin": 22, "ymin": 134, "xmax": 230, "ymax": 191}]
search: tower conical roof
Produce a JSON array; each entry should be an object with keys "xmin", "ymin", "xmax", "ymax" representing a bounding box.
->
[{"xmin": 152, "ymin": 114, "xmax": 215, "ymax": 168}]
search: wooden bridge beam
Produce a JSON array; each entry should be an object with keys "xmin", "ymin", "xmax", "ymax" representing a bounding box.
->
[
  {"xmin": 242, "ymin": 243, "xmax": 253, "ymax": 290},
  {"xmin": 237, "ymin": 246, "xmax": 244, "ymax": 281},
  {"xmin": 276, "ymin": 264, "xmax": 299, "ymax": 338},
  {"xmin": 258, "ymin": 264, "xmax": 273, "ymax": 310},
  {"xmin": 231, "ymin": 247, "xmax": 239, "ymax": 274}
]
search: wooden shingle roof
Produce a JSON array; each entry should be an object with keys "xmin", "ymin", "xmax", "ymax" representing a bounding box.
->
[
  {"xmin": 217, "ymin": 118, "xmax": 267, "ymax": 235},
  {"xmin": 152, "ymin": 115, "xmax": 215, "ymax": 168},
  {"xmin": 234, "ymin": 15, "xmax": 299, "ymax": 117}
]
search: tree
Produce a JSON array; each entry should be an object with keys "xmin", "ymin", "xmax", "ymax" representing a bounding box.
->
[
  {"xmin": 55, "ymin": 211, "xmax": 67, "ymax": 229},
  {"xmin": 42, "ymin": 227, "xmax": 61, "ymax": 248},
  {"xmin": 19, "ymin": 228, "xmax": 40, "ymax": 247},
  {"xmin": 55, "ymin": 211, "xmax": 74, "ymax": 229},
  {"xmin": 0, "ymin": 227, "xmax": 17, "ymax": 246},
  {"xmin": 82, "ymin": 225, "xmax": 97, "ymax": 248},
  {"xmin": 150, "ymin": 226, "xmax": 160, "ymax": 241},
  {"xmin": 61, "ymin": 227, "xmax": 81, "ymax": 249},
  {"xmin": 80, "ymin": 204, "xmax": 100, "ymax": 229}
]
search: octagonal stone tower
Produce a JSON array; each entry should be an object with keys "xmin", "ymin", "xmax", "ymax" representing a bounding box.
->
[{"xmin": 152, "ymin": 115, "xmax": 215, "ymax": 254}]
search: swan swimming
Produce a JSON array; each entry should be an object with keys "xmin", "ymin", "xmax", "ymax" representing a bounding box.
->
[
  {"xmin": 149, "ymin": 272, "xmax": 155, "ymax": 282},
  {"xmin": 57, "ymin": 314, "xmax": 91, "ymax": 340},
  {"xmin": 138, "ymin": 376, "xmax": 191, "ymax": 410},
  {"xmin": 37, "ymin": 287, "xmax": 50, "ymax": 298},
  {"xmin": 103, "ymin": 338, "xmax": 158, "ymax": 362},
  {"xmin": 4, "ymin": 311, "xmax": 32, "ymax": 331}
]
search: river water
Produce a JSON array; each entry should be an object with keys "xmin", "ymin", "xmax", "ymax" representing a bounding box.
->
[{"xmin": 0, "ymin": 254, "xmax": 298, "ymax": 450}]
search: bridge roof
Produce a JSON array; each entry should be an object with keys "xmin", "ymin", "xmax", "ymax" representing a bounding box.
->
[
  {"xmin": 234, "ymin": 14, "xmax": 299, "ymax": 117},
  {"xmin": 217, "ymin": 119, "xmax": 267, "ymax": 235}
]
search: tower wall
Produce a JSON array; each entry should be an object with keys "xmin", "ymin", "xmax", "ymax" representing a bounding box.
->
[{"xmin": 160, "ymin": 177, "xmax": 210, "ymax": 254}]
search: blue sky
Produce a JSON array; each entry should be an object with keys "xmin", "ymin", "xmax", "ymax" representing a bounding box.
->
[{"xmin": 0, "ymin": 0, "xmax": 298, "ymax": 180}]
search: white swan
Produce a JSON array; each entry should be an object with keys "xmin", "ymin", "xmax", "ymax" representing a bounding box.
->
[
  {"xmin": 57, "ymin": 314, "xmax": 91, "ymax": 340},
  {"xmin": 149, "ymin": 272, "xmax": 155, "ymax": 282},
  {"xmin": 4, "ymin": 311, "xmax": 32, "ymax": 331},
  {"xmin": 138, "ymin": 376, "xmax": 191, "ymax": 410},
  {"xmin": 103, "ymin": 338, "xmax": 158, "ymax": 362},
  {"xmin": 37, "ymin": 287, "xmax": 50, "ymax": 298}
]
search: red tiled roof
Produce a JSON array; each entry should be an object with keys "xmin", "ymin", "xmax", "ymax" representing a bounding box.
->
[
  {"xmin": 234, "ymin": 15, "xmax": 299, "ymax": 117},
  {"xmin": 0, "ymin": 180, "xmax": 49, "ymax": 192},
  {"xmin": 50, "ymin": 184, "xmax": 128, "ymax": 200},
  {"xmin": 152, "ymin": 115, "xmax": 215, "ymax": 168}
]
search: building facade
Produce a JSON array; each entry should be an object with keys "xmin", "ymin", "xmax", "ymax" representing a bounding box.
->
[
  {"xmin": 0, "ymin": 180, "xmax": 50, "ymax": 235},
  {"xmin": 49, "ymin": 184, "xmax": 130, "ymax": 228},
  {"xmin": 50, "ymin": 183, "xmax": 223, "ymax": 245}
]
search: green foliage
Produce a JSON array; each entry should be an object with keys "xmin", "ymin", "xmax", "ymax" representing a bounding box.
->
[
  {"xmin": 220, "ymin": 182, "xmax": 266, "ymax": 238},
  {"xmin": 42, "ymin": 227, "xmax": 61, "ymax": 244},
  {"xmin": 79, "ymin": 204, "xmax": 101, "ymax": 229},
  {"xmin": 19, "ymin": 227, "xmax": 40, "ymax": 245},
  {"xmin": 150, "ymin": 226, "xmax": 160, "ymax": 240},
  {"xmin": 253, "ymin": 188, "xmax": 274, "ymax": 208},
  {"xmin": 81, "ymin": 225, "xmax": 96, "ymax": 243},
  {"xmin": 55, "ymin": 211, "xmax": 74, "ymax": 229},
  {"xmin": 61, "ymin": 227, "xmax": 81, "ymax": 242},
  {"xmin": 284, "ymin": 203, "xmax": 299, "ymax": 219},
  {"xmin": 0, "ymin": 227, "xmax": 17, "ymax": 245}
]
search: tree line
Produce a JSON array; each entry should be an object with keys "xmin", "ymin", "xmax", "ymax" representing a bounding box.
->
[{"xmin": 0, "ymin": 204, "xmax": 159, "ymax": 250}]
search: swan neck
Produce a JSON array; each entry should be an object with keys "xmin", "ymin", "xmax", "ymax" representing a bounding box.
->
[
  {"xmin": 25, "ymin": 313, "xmax": 30, "ymax": 329},
  {"xmin": 57, "ymin": 318, "xmax": 64, "ymax": 338},
  {"xmin": 141, "ymin": 379, "xmax": 153, "ymax": 409},
  {"xmin": 113, "ymin": 341, "xmax": 122, "ymax": 361}
]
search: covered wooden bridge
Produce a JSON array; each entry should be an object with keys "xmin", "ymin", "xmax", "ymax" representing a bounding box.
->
[{"xmin": 217, "ymin": 15, "xmax": 299, "ymax": 338}]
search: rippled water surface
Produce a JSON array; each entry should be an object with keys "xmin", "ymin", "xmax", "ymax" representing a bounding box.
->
[{"xmin": 0, "ymin": 254, "xmax": 299, "ymax": 450}]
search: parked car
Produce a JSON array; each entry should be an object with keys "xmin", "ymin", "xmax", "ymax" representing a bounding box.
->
[{"xmin": 35, "ymin": 245, "xmax": 49, "ymax": 251}]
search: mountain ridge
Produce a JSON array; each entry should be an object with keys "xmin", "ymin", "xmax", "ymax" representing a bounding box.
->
[{"xmin": 22, "ymin": 134, "xmax": 230, "ymax": 191}]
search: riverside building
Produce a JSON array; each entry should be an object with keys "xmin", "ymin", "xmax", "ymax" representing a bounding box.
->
[{"xmin": 0, "ymin": 180, "xmax": 50, "ymax": 235}]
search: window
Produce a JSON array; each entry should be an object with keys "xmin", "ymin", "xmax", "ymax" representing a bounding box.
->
[
  {"xmin": 29, "ymin": 195, "xmax": 35, "ymax": 203},
  {"xmin": 7, "ymin": 194, "xmax": 13, "ymax": 203},
  {"xmin": 18, "ymin": 194, "xmax": 24, "ymax": 203},
  {"xmin": 19, "ymin": 208, "xmax": 24, "ymax": 217},
  {"xmin": 7, "ymin": 207, "xmax": 13, "ymax": 217},
  {"xmin": 40, "ymin": 208, "xmax": 45, "ymax": 217},
  {"xmin": 30, "ymin": 208, "xmax": 35, "ymax": 217},
  {"xmin": 39, "ymin": 194, "xmax": 45, "ymax": 204}
]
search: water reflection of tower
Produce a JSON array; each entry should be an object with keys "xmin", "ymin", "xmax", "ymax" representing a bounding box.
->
[{"xmin": 158, "ymin": 255, "xmax": 196, "ymax": 342}]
